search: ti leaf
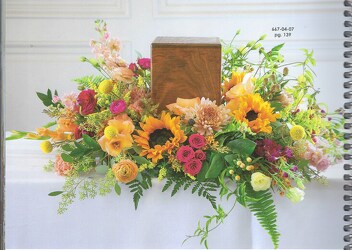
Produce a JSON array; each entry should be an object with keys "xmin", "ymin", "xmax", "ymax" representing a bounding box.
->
[
  {"xmin": 227, "ymin": 138, "xmax": 256, "ymax": 155},
  {"xmin": 205, "ymin": 153, "xmax": 225, "ymax": 179}
]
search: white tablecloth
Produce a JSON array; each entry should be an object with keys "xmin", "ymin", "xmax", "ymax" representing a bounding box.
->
[{"xmin": 5, "ymin": 136, "xmax": 346, "ymax": 249}]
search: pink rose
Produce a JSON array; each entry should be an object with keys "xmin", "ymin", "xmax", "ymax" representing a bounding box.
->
[
  {"xmin": 194, "ymin": 150, "xmax": 206, "ymax": 161},
  {"xmin": 184, "ymin": 159, "xmax": 203, "ymax": 176},
  {"xmin": 189, "ymin": 134, "xmax": 206, "ymax": 149},
  {"xmin": 110, "ymin": 100, "xmax": 126, "ymax": 115},
  {"xmin": 176, "ymin": 146, "xmax": 195, "ymax": 163},
  {"xmin": 316, "ymin": 157, "xmax": 330, "ymax": 171},
  {"xmin": 77, "ymin": 89, "xmax": 97, "ymax": 115},
  {"xmin": 137, "ymin": 58, "xmax": 151, "ymax": 70}
]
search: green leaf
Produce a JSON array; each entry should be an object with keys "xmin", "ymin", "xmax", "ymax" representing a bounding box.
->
[
  {"xmin": 227, "ymin": 138, "xmax": 256, "ymax": 155},
  {"xmin": 48, "ymin": 191, "xmax": 63, "ymax": 196},
  {"xmin": 271, "ymin": 43, "xmax": 284, "ymax": 52},
  {"xmin": 224, "ymin": 154, "xmax": 236, "ymax": 164},
  {"xmin": 82, "ymin": 134, "xmax": 100, "ymax": 149},
  {"xmin": 61, "ymin": 153, "xmax": 75, "ymax": 163},
  {"xmin": 61, "ymin": 144, "xmax": 75, "ymax": 152},
  {"xmin": 5, "ymin": 131, "xmax": 28, "ymax": 140},
  {"xmin": 43, "ymin": 121, "xmax": 57, "ymax": 128},
  {"xmin": 132, "ymin": 156, "xmax": 150, "ymax": 165},
  {"xmin": 197, "ymin": 161, "xmax": 210, "ymax": 181},
  {"xmin": 96, "ymin": 165, "xmax": 108, "ymax": 175},
  {"xmin": 114, "ymin": 182, "xmax": 121, "ymax": 196},
  {"xmin": 36, "ymin": 92, "xmax": 52, "ymax": 106},
  {"xmin": 205, "ymin": 153, "xmax": 225, "ymax": 179}
]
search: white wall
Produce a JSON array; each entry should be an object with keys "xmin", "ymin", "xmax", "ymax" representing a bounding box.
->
[{"xmin": 5, "ymin": 0, "xmax": 345, "ymax": 131}]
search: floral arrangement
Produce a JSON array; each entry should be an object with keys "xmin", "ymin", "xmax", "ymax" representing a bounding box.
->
[{"xmin": 7, "ymin": 20, "xmax": 344, "ymax": 249}]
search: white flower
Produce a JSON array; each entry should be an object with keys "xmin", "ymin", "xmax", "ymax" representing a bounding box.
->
[{"xmin": 286, "ymin": 187, "xmax": 305, "ymax": 204}]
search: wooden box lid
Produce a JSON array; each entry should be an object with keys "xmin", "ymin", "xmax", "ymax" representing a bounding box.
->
[{"xmin": 152, "ymin": 36, "xmax": 221, "ymax": 47}]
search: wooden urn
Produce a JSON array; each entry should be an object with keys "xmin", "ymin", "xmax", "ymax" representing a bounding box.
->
[{"xmin": 151, "ymin": 37, "xmax": 222, "ymax": 110}]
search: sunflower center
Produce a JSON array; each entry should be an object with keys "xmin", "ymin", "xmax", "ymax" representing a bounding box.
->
[
  {"xmin": 149, "ymin": 128, "xmax": 173, "ymax": 148},
  {"xmin": 246, "ymin": 110, "xmax": 258, "ymax": 121}
]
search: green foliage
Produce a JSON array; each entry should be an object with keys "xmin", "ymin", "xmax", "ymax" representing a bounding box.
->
[
  {"xmin": 242, "ymin": 184, "xmax": 280, "ymax": 249},
  {"xmin": 80, "ymin": 110, "xmax": 112, "ymax": 134},
  {"xmin": 128, "ymin": 173, "xmax": 153, "ymax": 209},
  {"xmin": 227, "ymin": 138, "xmax": 256, "ymax": 155},
  {"xmin": 205, "ymin": 153, "xmax": 226, "ymax": 179},
  {"xmin": 6, "ymin": 131, "xmax": 28, "ymax": 140},
  {"xmin": 74, "ymin": 75, "xmax": 106, "ymax": 90},
  {"xmin": 57, "ymin": 170, "xmax": 116, "ymax": 214},
  {"xmin": 162, "ymin": 177, "xmax": 218, "ymax": 209},
  {"xmin": 36, "ymin": 89, "xmax": 59, "ymax": 107}
]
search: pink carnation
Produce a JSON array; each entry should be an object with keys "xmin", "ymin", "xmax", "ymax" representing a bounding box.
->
[
  {"xmin": 195, "ymin": 150, "xmax": 206, "ymax": 161},
  {"xmin": 189, "ymin": 134, "xmax": 206, "ymax": 149},
  {"xmin": 110, "ymin": 100, "xmax": 126, "ymax": 114},
  {"xmin": 176, "ymin": 146, "xmax": 195, "ymax": 163},
  {"xmin": 137, "ymin": 58, "xmax": 151, "ymax": 69},
  {"xmin": 55, "ymin": 155, "xmax": 73, "ymax": 176},
  {"xmin": 184, "ymin": 159, "xmax": 203, "ymax": 176}
]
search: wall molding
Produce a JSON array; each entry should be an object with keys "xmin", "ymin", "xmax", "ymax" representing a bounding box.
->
[
  {"xmin": 153, "ymin": 0, "xmax": 343, "ymax": 17},
  {"xmin": 6, "ymin": 0, "xmax": 130, "ymax": 18},
  {"xmin": 5, "ymin": 39, "xmax": 343, "ymax": 62},
  {"xmin": 5, "ymin": 40, "xmax": 133, "ymax": 62}
]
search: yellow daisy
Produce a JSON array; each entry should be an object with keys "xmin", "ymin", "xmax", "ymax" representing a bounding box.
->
[
  {"xmin": 133, "ymin": 112, "xmax": 187, "ymax": 163},
  {"xmin": 226, "ymin": 93, "xmax": 280, "ymax": 133}
]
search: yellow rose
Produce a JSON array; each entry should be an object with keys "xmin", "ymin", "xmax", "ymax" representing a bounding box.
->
[
  {"xmin": 250, "ymin": 172, "xmax": 272, "ymax": 191},
  {"xmin": 112, "ymin": 159, "xmax": 139, "ymax": 183}
]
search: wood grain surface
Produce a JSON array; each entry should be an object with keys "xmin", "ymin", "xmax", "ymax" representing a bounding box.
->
[{"xmin": 151, "ymin": 37, "xmax": 221, "ymax": 111}]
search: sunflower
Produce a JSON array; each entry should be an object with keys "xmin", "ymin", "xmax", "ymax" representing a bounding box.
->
[
  {"xmin": 134, "ymin": 112, "xmax": 187, "ymax": 163},
  {"xmin": 226, "ymin": 93, "xmax": 280, "ymax": 133}
]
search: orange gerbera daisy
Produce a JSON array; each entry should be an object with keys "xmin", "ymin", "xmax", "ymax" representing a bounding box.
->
[
  {"xmin": 226, "ymin": 93, "xmax": 280, "ymax": 134},
  {"xmin": 134, "ymin": 112, "xmax": 187, "ymax": 163}
]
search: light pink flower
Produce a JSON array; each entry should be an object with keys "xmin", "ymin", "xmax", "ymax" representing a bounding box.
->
[
  {"xmin": 62, "ymin": 92, "xmax": 78, "ymax": 111},
  {"xmin": 316, "ymin": 157, "xmax": 330, "ymax": 171},
  {"xmin": 52, "ymin": 95, "xmax": 60, "ymax": 104}
]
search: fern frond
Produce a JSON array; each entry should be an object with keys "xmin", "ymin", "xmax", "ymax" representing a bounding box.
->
[{"xmin": 245, "ymin": 185, "xmax": 280, "ymax": 249}]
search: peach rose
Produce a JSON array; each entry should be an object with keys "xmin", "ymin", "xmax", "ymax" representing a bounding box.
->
[
  {"xmin": 112, "ymin": 159, "xmax": 139, "ymax": 183},
  {"xmin": 166, "ymin": 97, "xmax": 201, "ymax": 115}
]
